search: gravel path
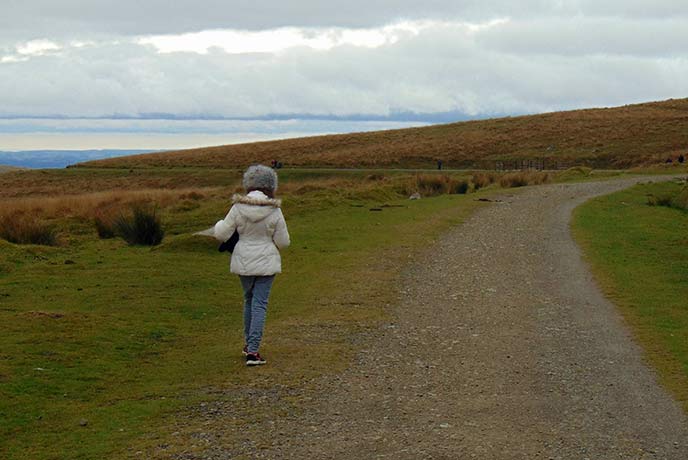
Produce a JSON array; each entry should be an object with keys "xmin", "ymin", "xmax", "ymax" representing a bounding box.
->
[{"xmin": 178, "ymin": 177, "xmax": 688, "ymax": 459}]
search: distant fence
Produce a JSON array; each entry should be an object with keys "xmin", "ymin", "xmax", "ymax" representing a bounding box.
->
[
  {"xmin": 446, "ymin": 159, "xmax": 575, "ymax": 171},
  {"xmin": 493, "ymin": 158, "xmax": 573, "ymax": 171}
]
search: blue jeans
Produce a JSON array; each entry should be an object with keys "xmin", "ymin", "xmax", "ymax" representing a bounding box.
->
[{"xmin": 239, "ymin": 275, "xmax": 275, "ymax": 354}]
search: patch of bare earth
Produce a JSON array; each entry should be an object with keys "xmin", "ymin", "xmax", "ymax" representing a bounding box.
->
[{"xmin": 168, "ymin": 177, "xmax": 688, "ymax": 459}]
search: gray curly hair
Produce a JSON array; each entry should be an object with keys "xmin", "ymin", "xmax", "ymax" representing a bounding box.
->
[{"xmin": 242, "ymin": 164, "xmax": 278, "ymax": 192}]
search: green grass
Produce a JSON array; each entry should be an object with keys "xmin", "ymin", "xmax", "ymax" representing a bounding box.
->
[
  {"xmin": 0, "ymin": 176, "xmax": 489, "ymax": 459},
  {"xmin": 572, "ymin": 179, "xmax": 688, "ymax": 412}
]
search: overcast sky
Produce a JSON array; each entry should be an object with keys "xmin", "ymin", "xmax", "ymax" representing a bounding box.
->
[{"xmin": 1, "ymin": 1, "xmax": 687, "ymax": 148}]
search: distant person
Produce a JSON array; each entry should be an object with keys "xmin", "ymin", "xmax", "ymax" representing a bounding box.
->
[
  {"xmin": 679, "ymin": 154, "xmax": 685, "ymax": 164},
  {"xmin": 214, "ymin": 165, "xmax": 290, "ymax": 366},
  {"xmin": 437, "ymin": 159, "xmax": 443, "ymax": 170}
]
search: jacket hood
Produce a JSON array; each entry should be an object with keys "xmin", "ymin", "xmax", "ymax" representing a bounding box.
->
[{"xmin": 232, "ymin": 191, "xmax": 281, "ymax": 222}]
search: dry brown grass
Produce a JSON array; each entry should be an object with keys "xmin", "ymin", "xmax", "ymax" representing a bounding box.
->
[
  {"xmin": 75, "ymin": 98, "xmax": 688, "ymax": 170},
  {"xmin": 396, "ymin": 174, "xmax": 471, "ymax": 197},
  {"xmin": 471, "ymin": 172, "xmax": 498, "ymax": 190},
  {"xmin": 0, "ymin": 188, "xmax": 220, "ymax": 222},
  {"xmin": 499, "ymin": 171, "xmax": 552, "ymax": 188},
  {"xmin": 0, "ymin": 212, "xmax": 59, "ymax": 246},
  {"xmin": 0, "ymin": 168, "xmax": 241, "ymax": 200},
  {"xmin": 280, "ymin": 177, "xmax": 361, "ymax": 196}
]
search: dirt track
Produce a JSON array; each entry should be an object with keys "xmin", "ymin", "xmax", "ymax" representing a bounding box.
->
[{"xmin": 177, "ymin": 177, "xmax": 688, "ymax": 459}]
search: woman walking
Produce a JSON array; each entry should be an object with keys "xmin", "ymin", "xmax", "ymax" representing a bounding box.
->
[{"xmin": 214, "ymin": 165, "xmax": 290, "ymax": 366}]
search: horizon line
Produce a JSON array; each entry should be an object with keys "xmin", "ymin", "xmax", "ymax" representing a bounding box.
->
[{"xmin": 0, "ymin": 111, "xmax": 512, "ymax": 123}]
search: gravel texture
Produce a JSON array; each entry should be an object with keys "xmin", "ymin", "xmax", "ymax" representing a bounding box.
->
[{"xmin": 173, "ymin": 177, "xmax": 688, "ymax": 459}]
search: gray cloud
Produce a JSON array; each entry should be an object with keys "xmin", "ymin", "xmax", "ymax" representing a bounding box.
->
[
  {"xmin": 476, "ymin": 17, "xmax": 688, "ymax": 57},
  {"xmin": 2, "ymin": 19, "xmax": 687, "ymax": 120},
  {"xmin": 2, "ymin": 0, "xmax": 688, "ymax": 43},
  {"xmin": 1, "ymin": 3, "xmax": 687, "ymax": 122}
]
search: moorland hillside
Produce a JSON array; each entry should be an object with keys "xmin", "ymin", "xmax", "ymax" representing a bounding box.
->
[{"xmin": 76, "ymin": 98, "xmax": 688, "ymax": 170}]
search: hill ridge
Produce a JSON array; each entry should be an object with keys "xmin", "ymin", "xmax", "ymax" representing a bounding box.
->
[{"xmin": 77, "ymin": 98, "xmax": 688, "ymax": 169}]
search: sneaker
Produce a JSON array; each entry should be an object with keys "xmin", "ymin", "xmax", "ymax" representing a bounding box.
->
[
  {"xmin": 242, "ymin": 345, "xmax": 248, "ymax": 356},
  {"xmin": 245, "ymin": 352, "xmax": 266, "ymax": 366}
]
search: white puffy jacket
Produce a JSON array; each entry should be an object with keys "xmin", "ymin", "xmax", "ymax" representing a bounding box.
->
[{"xmin": 214, "ymin": 191, "xmax": 290, "ymax": 276}]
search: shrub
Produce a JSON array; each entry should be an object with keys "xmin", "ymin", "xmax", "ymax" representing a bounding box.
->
[
  {"xmin": 499, "ymin": 172, "xmax": 529, "ymax": 188},
  {"xmin": 0, "ymin": 212, "xmax": 59, "ymax": 246},
  {"xmin": 113, "ymin": 205, "xmax": 165, "ymax": 246}
]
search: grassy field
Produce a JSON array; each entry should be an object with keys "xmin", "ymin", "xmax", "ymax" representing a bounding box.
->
[
  {"xmin": 3, "ymin": 165, "xmax": 686, "ymax": 458},
  {"xmin": 572, "ymin": 179, "xmax": 688, "ymax": 412},
  {"xmin": 73, "ymin": 98, "xmax": 688, "ymax": 170},
  {"xmin": 0, "ymin": 168, "xmax": 497, "ymax": 459}
]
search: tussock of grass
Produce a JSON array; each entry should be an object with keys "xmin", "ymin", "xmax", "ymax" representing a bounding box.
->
[
  {"xmin": 646, "ymin": 180, "xmax": 688, "ymax": 211},
  {"xmin": 415, "ymin": 175, "xmax": 449, "ymax": 196},
  {"xmin": 499, "ymin": 171, "xmax": 551, "ymax": 188},
  {"xmin": 113, "ymin": 204, "xmax": 165, "ymax": 246},
  {"xmin": 0, "ymin": 212, "xmax": 59, "ymax": 246},
  {"xmin": 471, "ymin": 172, "xmax": 497, "ymax": 190},
  {"xmin": 398, "ymin": 174, "xmax": 472, "ymax": 197},
  {"xmin": 93, "ymin": 203, "xmax": 122, "ymax": 239},
  {"xmin": 94, "ymin": 214, "xmax": 117, "ymax": 238},
  {"xmin": 451, "ymin": 179, "xmax": 470, "ymax": 194},
  {"xmin": 672, "ymin": 183, "xmax": 688, "ymax": 210},
  {"xmin": 647, "ymin": 193, "xmax": 675, "ymax": 207}
]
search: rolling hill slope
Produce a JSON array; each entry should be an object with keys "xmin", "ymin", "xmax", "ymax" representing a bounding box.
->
[{"xmin": 77, "ymin": 98, "xmax": 688, "ymax": 170}]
